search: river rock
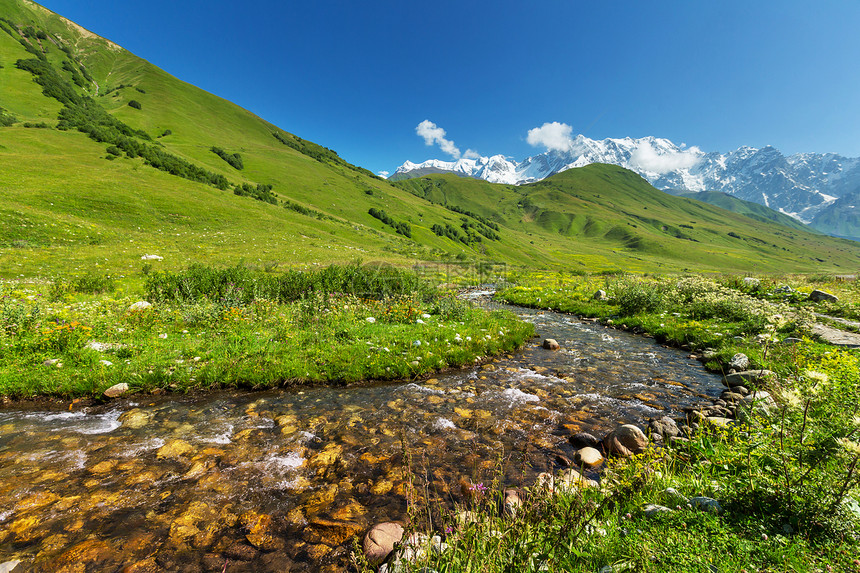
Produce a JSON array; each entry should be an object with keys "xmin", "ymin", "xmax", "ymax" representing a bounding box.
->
[
  {"xmin": 574, "ymin": 447, "xmax": 603, "ymax": 468},
  {"xmin": 569, "ymin": 431, "xmax": 600, "ymax": 449},
  {"xmin": 305, "ymin": 517, "xmax": 365, "ymax": 546},
  {"xmin": 593, "ymin": 289, "xmax": 607, "ymax": 300},
  {"xmin": 0, "ymin": 561, "xmax": 21, "ymax": 573},
  {"xmin": 224, "ymin": 542, "xmax": 259, "ymax": 561},
  {"xmin": 649, "ymin": 416, "xmax": 680, "ymax": 440},
  {"xmin": 736, "ymin": 391, "xmax": 778, "ymax": 422},
  {"xmin": 542, "ymin": 338, "xmax": 560, "ymax": 350},
  {"xmin": 705, "ymin": 416, "xmax": 733, "ymax": 429},
  {"xmin": 363, "ymin": 522, "xmax": 404, "ymax": 566},
  {"xmin": 103, "ymin": 382, "xmax": 129, "ymax": 398},
  {"xmin": 603, "ymin": 424, "xmax": 649, "ymax": 457},
  {"xmin": 120, "ymin": 409, "xmax": 152, "ymax": 429},
  {"xmin": 503, "ymin": 489, "xmax": 522, "ymax": 516},
  {"xmin": 724, "ymin": 370, "xmax": 775, "ymax": 388},
  {"xmin": 129, "ymin": 301, "xmax": 152, "ymax": 311},
  {"xmin": 808, "ymin": 289, "xmax": 838, "ymax": 303},
  {"xmin": 729, "ymin": 353, "xmax": 750, "ymax": 371},
  {"xmin": 156, "ymin": 439, "xmax": 195, "ymax": 459},
  {"xmin": 663, "ymin": 487, "xmax": 689, "ymax": 506}
]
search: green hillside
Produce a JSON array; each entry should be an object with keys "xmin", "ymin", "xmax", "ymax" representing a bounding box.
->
[
  {"xmin": 1, "ymin": 0, "xmax": 858, "ymax": 277},
  {"xmin": 666, "ymin": 189, "xmax": 815, "ymax": 234}
]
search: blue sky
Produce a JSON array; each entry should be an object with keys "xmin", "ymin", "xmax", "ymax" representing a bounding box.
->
[{"xmin": 37, "ymin": 0, "xmax": 860, "ymax": 175}]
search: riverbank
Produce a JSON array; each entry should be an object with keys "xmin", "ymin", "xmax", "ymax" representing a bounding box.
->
[
  {"xmin": 0, "ymin": 263, "xmax": 533, "ymax": 399},
  {"xmin": 361, "ymin": 272, "xmax": 860, "ymax": 572}
]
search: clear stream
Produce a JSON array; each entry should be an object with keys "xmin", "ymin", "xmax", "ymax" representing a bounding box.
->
[{"xmin": 0, "ymin": 305, "xmax": 724, "ymax": 572}]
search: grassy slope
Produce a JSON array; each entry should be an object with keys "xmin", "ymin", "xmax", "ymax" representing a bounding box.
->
[
  {"xmin": 0, "ymin": 0, "xmax": 859, "ymax": 277},
  {"xmin": 667, "ymin": 189, "xmax": 815, "ymax": 233},
  {"xmin": 394, "ymin": 168, "xmax": 860, "ymax": 273}
]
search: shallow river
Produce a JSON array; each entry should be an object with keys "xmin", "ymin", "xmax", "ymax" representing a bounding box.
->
[{"xmin": 0, "ymin": 305, "xmax": 723, "ymax": 572}]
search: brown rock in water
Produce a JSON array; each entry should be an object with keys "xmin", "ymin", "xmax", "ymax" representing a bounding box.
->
[
  {"xmin": 156, "ymin": 439, "xmax": 195, "ymax": 459},
  {"xmin": 542, "ymin": 338, "xmax": 560, "ymax": 350},
  {"xmin": 52, "ymin": 539, "xmax": 116, "ymax": 571},
  {"xmin": 304, "ymin": 517, "xmax": 366, "ymax": 546},
  {"xmin": 603, "ymin": 424, "xmax": 649, "ymax": 457},
  {"xmin": 224, "ymin": 542, "xmax": 258, "ymax": 561},
  {"xmin": 569, "ymin": 431, "xmax": 601, "ymax": 449}
]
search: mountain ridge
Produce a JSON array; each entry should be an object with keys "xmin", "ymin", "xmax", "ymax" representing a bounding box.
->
[{"xmin": 391, "ymin": 135, "xmax": 860, "ymax": 237}]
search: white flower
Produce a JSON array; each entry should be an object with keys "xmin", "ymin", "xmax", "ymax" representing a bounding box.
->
[
  {"xmin": 837, "ymin": 437, "xmax": 860, "ymax": 456},
  {"xmin": 804, "ymin": 370, "xmax": 829, "ymax": 386},
  {"xmin": 416, "ymin": 319, "xmax": 425, "ymax": 324},
  {"xmin": 158, "ymin": 333, "xmax": 168, "ymax": 339},
  {"xmin": 366, "ymin": 317, "xmax": 376, "ymax": 323},
  {"xmin": 422, "ymin": 313, "xmax": 431, "ymax": 319}
]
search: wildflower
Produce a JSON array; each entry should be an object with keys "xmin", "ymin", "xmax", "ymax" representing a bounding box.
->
[
  {"xmin": 468, "ymin": 482, "xmax": 488, "ymax": 493},
  {"xmin": 837, "ymin": 437, "xmax": 860, "ymax": 456},
  {"xmin": 158, "ymin": 333, "xmax": 168, "ymax": 339},
  {"xmin": 804, "ymin": 370, "xmax": 829, "ymax": 387},
  {"xmin": 777, "ymin": 388, "xmax": 803, "ymax": 409}
]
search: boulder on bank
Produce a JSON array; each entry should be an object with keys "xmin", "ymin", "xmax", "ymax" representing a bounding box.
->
[
  {"xmin": 724, "ymin": 370, "xmax": 775, "ymax": 388},
  {"xmin": 808, "ymin": 289, "xmax": 838, "ymax": 303},
  {"xmin": 729, "ymin": 353, "xmax": 750, "ymax": 371},
  {"xmin": 649, "ymin": 416, "xmax": 680, "ymax": 441},
  {"xmin": 103, "ymin": 382, "xmax": 129, "ymax": 398},
  {"xmin": 363, "ymin": 522, "xmax": 404, "ymax": 566},
  {"xmin": 735, "ymin": 391, "xmax": 777, "ymax": 422},
  {"xmin": 593, "ymin": 289, "xmax": 607, "ymax": 301},
  {"xmin": 603, "ymin": 424, "xmax": 649, "ymax": 457}
]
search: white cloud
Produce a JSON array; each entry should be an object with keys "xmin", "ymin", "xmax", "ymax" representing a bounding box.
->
[
  {"xmin": 463, "ymin": 149, "xmax": 482, "ymax": 160},
  {"xmin": 526, "ymin": 122, "xmax": 574, "ymax": 152},
  {"xmin": 628, "ymin": 142, "xmax": 702, "ymax": 174},
  {"xmin": 378, "ymin": 170, "xmax": 390, "ymax": 178},
  {"xmin": 416, "ymin": 120, "xmax": 461, "ymax": 159}
]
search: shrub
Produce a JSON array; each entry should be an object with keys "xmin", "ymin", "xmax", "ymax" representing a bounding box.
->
[
  {"xmin": 368, "ymin": 208, "xmax": 412, "ymax": 238},
  {"xmin": 106, "ymin": 145, "xmax": 121, "ymax": 156},
  {"xmin": 128, "ymin": 100, "xmax": 142, "ymax": 110},
  {"xmin": 211, "ymin": 146, "xmax": 243, "ymax": 170},
  {"xmin": 609, "ymin": 276, "xmax": 666, "ymax": 315}
]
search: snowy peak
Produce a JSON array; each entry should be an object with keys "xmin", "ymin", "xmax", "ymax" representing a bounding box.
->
[{"xmin": 391, "ymin": 135, "xmax": 860, "ymax": 229}]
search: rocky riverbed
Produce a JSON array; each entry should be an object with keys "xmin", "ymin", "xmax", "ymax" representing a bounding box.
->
[{"xmin": 0, "ymin": 305, "xmax": 725, "ymax": 572}]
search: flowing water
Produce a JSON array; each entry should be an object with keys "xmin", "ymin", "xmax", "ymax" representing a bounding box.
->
[{"xmin": 0, "ymin": 305, "xmax": 724, "ymax": 572}]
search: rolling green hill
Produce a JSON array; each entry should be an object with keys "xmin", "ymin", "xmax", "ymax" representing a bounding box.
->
[
  {"xmin": 665, "ymin": 189, "xmax": 815, "ymax": 234},
  {"xmin": 1, "ymin": 0, "xmax": 858, "ymax": 277}
]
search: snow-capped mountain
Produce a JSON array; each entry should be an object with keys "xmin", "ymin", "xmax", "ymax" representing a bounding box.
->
[{"xmin": 390, "ymin": 136, "xmax": 860, "ymax": 229}]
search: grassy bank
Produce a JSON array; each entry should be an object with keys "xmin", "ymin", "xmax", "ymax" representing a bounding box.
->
[
  {"xmin": 359, "ymin": 273, "xmax": 860, "ymax": 572},
  {"xmin": 0, "ymin": 263, "xmax": 534, "ymax": 398}
]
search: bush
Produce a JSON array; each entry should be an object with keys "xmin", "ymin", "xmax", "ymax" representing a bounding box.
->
[
  {"xmin": 369, "ymin": 208, "xmax": 411, "ymax": 238},
  {"xmin": 211, "ymin": 146, "xmax": 243, "ymax": 170},
  {"xmin": 144, "ymin": 263, "xmax": 435, "ymax": 305},
  {"xmin": 609, "ymin": 277, "xmax": 666, "ymax": 315},
  {"xmin": 127, "ymin": 100, "xmax": 142, "ymax": 110}
]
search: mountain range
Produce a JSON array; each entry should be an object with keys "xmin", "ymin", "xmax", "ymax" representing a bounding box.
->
[{"xmin": 391, "ymin": 136, "xmax": 860, "ymax": 239}]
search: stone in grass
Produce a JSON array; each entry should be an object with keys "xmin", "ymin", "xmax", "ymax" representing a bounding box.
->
[
  {"xmin": 735, "ymin": 391, "xmax": 777, "ymax": 423},
  {"xmin": 663, "ymin": 487, "xmax": 689, "ymax": 506},
  {"xmin": 593, "ymin": 289, "xmax": 607, "ymax": 300},
  {"xmin": 363, "ymin": 522, "xmax": 404, "ymax": 566},
  {"xmin": 690, "ymin": 496, "xmax": 723, "ymax": 514},
  {"xmin": 729, "ymin": 353, "xmax": 750, "ymax": 371},
  {"xmin": 129, "ymin": 301, "xmax": 152, "ymax": 311},
  {"xmin": 808, "ymin": 289, "xmax": 838, "ymax": 303},
  {"xmin": 103, "ymin": 382, "xmax": 128, "ymax": 398},
  {"xmin": 542, "ymin": 338, "xmax": 560, "ymax": 350},
  {"xmin": 603, "ymin": 424, "xmax": 649, "ymax": 458},
  {"xmin": 642, "ymin": 504, "xmax": 673, "ymax": 517},
  {"xmin": 503, "ymin": 489, "xmax": 522, "ymax": 517}
]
